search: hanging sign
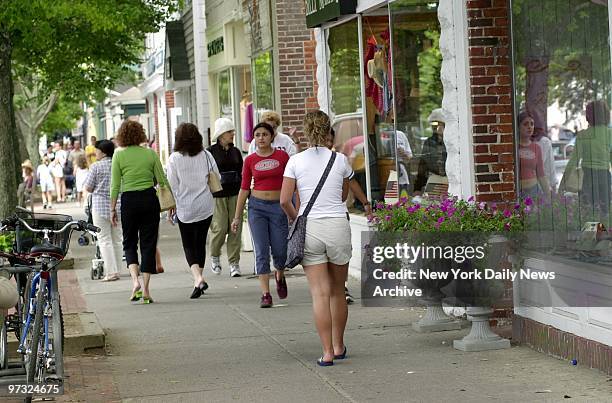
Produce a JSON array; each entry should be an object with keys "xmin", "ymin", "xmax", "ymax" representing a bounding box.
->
[
  {"xmin": 207, "ymin": 37, "xmax": 224, "ymax": 58},
  {"xmin": 306, "ymin": 0, "xmax": 357, "ymax": 28}
]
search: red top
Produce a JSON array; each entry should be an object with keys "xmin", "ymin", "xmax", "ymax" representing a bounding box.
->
[
  {"xmin": 519, "ymin": 142, "xmax": 544, "ymax": 180},
  {"xmin": 241, "ymin": 149, "xmax": 289, "ymax": 191}
]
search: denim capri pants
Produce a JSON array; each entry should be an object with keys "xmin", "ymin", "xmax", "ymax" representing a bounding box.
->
[{"xmin": 248, "ymin": 196, "xmax": 288, "ymax": 275}]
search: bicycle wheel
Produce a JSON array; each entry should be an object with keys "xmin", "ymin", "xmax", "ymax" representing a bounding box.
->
[
  {"xmin": 50, "ymin": 287, "xmax": 64, "ymax": 380},
  {"xmin": 0, "ymin": 319, "xmax": 7, "ymax": 370},
  {"xmin": 26, "ymin": 277, "xmax": 45, "ymax": 385}
]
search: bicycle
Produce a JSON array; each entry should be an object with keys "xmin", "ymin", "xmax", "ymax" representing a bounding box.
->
[{"xmin": 0, "ymin": 209, "xmax": 98, "ymax": 400}]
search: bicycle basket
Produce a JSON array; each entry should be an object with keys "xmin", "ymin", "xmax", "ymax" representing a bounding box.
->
[{"xmin": 15, "ymin": 211, "xmax": 73, "ymax": 256}]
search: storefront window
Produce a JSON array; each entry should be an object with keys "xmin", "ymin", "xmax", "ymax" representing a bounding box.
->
[
  {"xmin": 218, "ymin": 69, "xmax": 232, "ymax": 119},
  {"xmin": 252, "ymin": 51, "xmax": 274, "ymax": 117},
  {"xmin": 327, "ymin": 19, "xmax": 366, "ymax": 211},
  {"xmin": 390, "ymin": 0, "xmax": 442, "ymax": 197},
  {"xmin": 512, "ymin": 0, "xmax": 612, "ymax": 261}
]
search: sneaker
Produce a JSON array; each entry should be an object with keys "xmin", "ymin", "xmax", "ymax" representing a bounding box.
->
[
  {"xmin": 275, "ymin": 272, "xmax": 288, "ymax": 299},
  {"xmin": 260, "ymin": 293, "xmax": 273, "ymax": 308},
  {"xmin": 210, "ymin": 256, "xmax": 222, "ymax": 275},
  {"xmin": 345, "ymin": 287, "xmax": 354, "ymax": 304},
  {"xmin": 229, "ymin": 263, "xmax": 241, "ymax": 278},
  {"xmin": 43, "ymin": 204, "xmax": 47, "ymax": 209}
]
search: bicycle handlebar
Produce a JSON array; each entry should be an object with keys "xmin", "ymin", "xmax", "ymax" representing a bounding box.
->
[{"xmin": 1, "ymin": 215, "xmax": 100, "ymax": 235}]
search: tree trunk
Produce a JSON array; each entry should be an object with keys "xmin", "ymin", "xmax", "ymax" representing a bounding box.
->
[
  {"xmin": 21, "ymin": 124, "xmax": 41, "ymax": 168},
  {"xmin": 0, "ymin": 30, "xmax": 18, "ymax": 218}
]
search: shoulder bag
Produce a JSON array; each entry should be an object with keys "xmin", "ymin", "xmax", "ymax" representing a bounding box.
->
[
  {"xmin": 285, "ymin": 152, "xmax": 337, "ymax": 268},
  {"xmin": 205, "ymin": 151, "xmax": 223, "ymax": 193}
]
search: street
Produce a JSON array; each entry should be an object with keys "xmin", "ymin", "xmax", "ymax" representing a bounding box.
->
[{"xmin": 41, "ymin": 202, "xmax": 612, "ymax": 402}]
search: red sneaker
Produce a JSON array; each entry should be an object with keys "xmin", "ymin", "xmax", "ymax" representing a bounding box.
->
[
  {"xmin": 260, "ymin": 293, "xmax": 273, "ymax": 308},
  {"xmin": 276, "ymin": 273, "xmax": 288, "ymax": 299}
]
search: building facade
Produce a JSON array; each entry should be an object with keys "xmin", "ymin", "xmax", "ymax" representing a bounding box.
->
[{"xmin": 309, "ymin": 0, "xmax": 612, "ymax": 374}]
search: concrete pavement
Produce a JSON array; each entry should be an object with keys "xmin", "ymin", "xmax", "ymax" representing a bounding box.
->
[{"xmin": 50, "ymin": 202, "xmax": 612, "ymax": 401}]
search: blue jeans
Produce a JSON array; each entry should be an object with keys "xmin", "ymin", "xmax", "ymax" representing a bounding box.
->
[{"xmin": 248, "ymin": 197, "xmax": 288, "ymax": 275}]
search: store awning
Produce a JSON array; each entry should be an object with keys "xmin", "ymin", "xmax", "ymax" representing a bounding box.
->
[
  {"xmin": 165, "ymin": 21, "xmax": 190, "ymax": 82},
  {"xmin": 306, "ymin": 0, "xmax": 357, "ymax": 28}
]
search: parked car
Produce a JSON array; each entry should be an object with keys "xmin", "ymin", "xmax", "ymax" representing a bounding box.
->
[{"xmin": 553, "ymin": 137, "xmax": 575, "ymax": 189}]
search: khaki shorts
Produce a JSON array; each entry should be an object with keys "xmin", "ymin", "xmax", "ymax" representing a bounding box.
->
[{"xmin": 302, "ymin": 217, "xmax": 352, "ymax": 266}]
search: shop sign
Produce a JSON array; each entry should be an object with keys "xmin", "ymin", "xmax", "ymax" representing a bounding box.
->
[
  {"xmin": 306, "ymin": 0, "xmax": 357, "ymax": 28},
  {"xmin": 207, "ymin": 37, "xmax": 224, "ymax": 58}
]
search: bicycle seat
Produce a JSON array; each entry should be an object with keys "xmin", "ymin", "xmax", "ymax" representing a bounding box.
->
[{"xmin": 30, "ymin": 242, "xmax": 64, "ymax": 257}]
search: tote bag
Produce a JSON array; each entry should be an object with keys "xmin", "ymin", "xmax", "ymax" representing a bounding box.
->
[{"xmin": 205, "ymin": 152, "xmax": 223, "ymax": 193}]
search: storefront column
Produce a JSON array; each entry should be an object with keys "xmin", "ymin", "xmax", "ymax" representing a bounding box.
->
[{"xmin": 439, "ymin": 0, "xmax": 475, "ymax": 198}]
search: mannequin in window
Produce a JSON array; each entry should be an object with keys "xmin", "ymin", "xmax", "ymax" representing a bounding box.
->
[{"xmin": 240, "ymin": 91, "xmax": 254, "ymax": 152}]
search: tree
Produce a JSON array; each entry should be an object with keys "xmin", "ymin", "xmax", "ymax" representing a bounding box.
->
[{"xmin": 0, "ymin": 0, "xmax": 179, "ymax": 218}]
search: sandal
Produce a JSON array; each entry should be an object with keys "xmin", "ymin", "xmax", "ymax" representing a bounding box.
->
[
  {"xmin": 316, "ymin": 357, "xmax": 334, "ymax": 367},
  {"xmin": 143, "ymin": 296, "xmax": 154, "ymax": 304},
  {"xmin": 334, "ymin": 346, "xmax": 347, "ymax": 360},
  {"xmin": 102, "ymin": 274, "xmax": 120, "ymax": 282},
  {"xmin": 130, "ymin": 289, "xmax": 143, "ymax": 301}
]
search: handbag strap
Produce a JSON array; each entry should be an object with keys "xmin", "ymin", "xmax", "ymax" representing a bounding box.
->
[{"xmin": 303, "ymin": 152, "xmax": 336, "ymax": 218}]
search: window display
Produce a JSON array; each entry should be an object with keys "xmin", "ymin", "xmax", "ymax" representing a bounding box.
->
[{"xmin": 512, "ymin": 0, "xmax": 612, "ymax": 262}]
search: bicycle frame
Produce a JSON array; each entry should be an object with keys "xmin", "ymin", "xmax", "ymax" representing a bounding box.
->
[{"xmin": 18, "ymin": 266, "xmax": 52, "ymax": 356}]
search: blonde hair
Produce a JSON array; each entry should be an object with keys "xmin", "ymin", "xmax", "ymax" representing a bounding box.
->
[
  {"xmin": 303, "ymin": 110, "xmax": 331, "ymax": 147},
  {"xmin": 260, "ymin": 111, "xmax": 281, "ymax": 127}
]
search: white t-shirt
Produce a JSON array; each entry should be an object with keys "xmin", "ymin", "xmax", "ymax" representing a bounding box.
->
[
  {"xmin": 284, "ymin": 147, "xmax": 353, "ymax": 219},
  {"xmin": 166, "ymin": 150, "xmax": 219, "ymax": 223},
  {"xmin": 248, "ymin": 132, "xmax": 297, "ymax": 156},
  {"xmin": 535, "ymin": 136, "xmax": 556, "ymax": 188}
]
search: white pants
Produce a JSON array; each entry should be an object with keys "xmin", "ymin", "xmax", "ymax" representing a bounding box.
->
[{"xmin": 92, "ymin": 213, "xmax": 124, "ymax": 276}]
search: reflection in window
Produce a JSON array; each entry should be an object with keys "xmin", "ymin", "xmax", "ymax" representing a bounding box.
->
[
  {"xmin": 218, "ymin": 69, "xmax": 232, "ymax": 119},
  {"xmin": 512, "ymin": 0, "xmax": 612, "ymax": 262},
  {"xmin": 389, "ymin": 1, "xmax": 443, "ymax": 197},
  {"xmin": 327, "ymin": 19, "xmax": 366, "ymax": 212},
  {"xmin": 253, "ymin": 51, "xmax": 274, "ymax": 117}
]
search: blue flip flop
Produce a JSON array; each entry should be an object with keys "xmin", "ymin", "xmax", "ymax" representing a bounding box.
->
[
  {"xmin": 317, "ymin": 357, "xmax": 334, "ymax": 367},
  {"xmin": 334, "ymin": 346, "xmax": 347, "ymax": 360}
]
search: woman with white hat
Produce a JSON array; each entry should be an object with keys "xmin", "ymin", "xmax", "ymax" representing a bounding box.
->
[{"xmin": 207, "ymin": 117, "xmax": 244, "ymax": 277}]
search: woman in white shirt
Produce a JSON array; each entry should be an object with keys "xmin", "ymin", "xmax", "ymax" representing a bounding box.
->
[
  {"xmin": 167, "ymin": 123, "xmax": 220, "ymax": 299},
  {"xmin": 280, "ymin": 110, "xmax": 353, "ymax": 367}
]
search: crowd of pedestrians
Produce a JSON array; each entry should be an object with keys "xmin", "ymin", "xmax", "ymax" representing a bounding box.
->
[{"xmin": 19, "ymin": 109, "xmax": 359, "ymax": 367}]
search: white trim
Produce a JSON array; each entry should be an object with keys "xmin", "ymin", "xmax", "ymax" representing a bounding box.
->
[
  {"xmin": 315, "ymin": 28, "xmax": 330, "ymax": 114},
  {"xmin": 194, "ymin": 0, "xmax": 209, "ymax": 135},
  {"xmin": 356, "ymin": 0, "xmax": 387, "ymax": 14},
  {"xmin": 439, "ymin": 0, "xmax": 475, "ymax": 199}
]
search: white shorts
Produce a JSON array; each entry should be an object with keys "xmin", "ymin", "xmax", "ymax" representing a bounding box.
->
[
  {"xmin": 302, "ymin": 216, "xmax": 352, "ymax": 266},
  {"xmin": 40, "ymin": 180, "xmax": 55, "ymax": 192}
]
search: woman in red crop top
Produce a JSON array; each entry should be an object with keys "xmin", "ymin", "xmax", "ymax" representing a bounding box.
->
[
  {"xmin": 231, "ymin": 122, "xmax": 290, "ymax": 308},
  {"xmin": 518, "ymin": 111, "xmax": 550, "ymax": 199}
]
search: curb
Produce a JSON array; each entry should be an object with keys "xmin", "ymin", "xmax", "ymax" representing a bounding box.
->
[{"xmin": 7, "ymin": 312, "xmax": 105, "ymax": 358}]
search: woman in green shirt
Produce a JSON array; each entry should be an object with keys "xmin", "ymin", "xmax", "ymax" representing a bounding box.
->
[
  {"xmin": 110, "ymin": 121, "xmax": 170, "ymax": 304},
  {"xmin": 575, "ymin": 100, "xmax": 612, "ymax": 215}
]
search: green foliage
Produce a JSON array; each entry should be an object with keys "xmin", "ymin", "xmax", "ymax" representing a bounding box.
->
[
  {"xmin": 0, "ymin": 233, "xmax": 14, "ymax": 253},
  {"xmin": 370, "ymin": 196, "xmax": 529, "ymax": 233},
  {"xmin": 512, "ymin": 0, "xmax": 611, "ymax": 118},
  {"xmin": 253, "ymin": 51, "xmax": 274, "ymax": 112},
  {"xmin": 40, "ymin": 96, "xmax": 83, "ymax": 136},
  {"xmin": 328, "ymin": 20, "xmax": 361, "ymax": 115},
  {"xmin": 417, "ymin": 29, "xmax": 442, "ymax": 126},
  {"xmin": 2, "ymin": 0, "xmax": 179, "ymax": 101}
]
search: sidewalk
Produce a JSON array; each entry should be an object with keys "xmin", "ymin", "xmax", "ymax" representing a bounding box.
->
[{"xmin": 41, "ymin": 202, "xmax": 612, "ymax": 401}]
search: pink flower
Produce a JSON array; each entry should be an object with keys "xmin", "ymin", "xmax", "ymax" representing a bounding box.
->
[
  {"xmin": 504, "ymin": 223, "xmax": 511, "ymax": 230},
  {"xmin": 478, "ymin": 202, "xmax": 486, "ymax": 210},
  {"xmin": 437, "ymin": 217, "xmax": 445, "ymax": 224},
  {"xmin": 503, "ymin": 209, "xmax": 512, "ymax": 218},
  {"xmin": 385, "ymin": 215, "xmax": 392, "ymax": 221},
  {"xmin": 525, "ymin": 197, "xmax": 533, "ymax": 206},
  {"xmin": 468, "ymin": 196, "xmax": 475, "ymax": 202}
]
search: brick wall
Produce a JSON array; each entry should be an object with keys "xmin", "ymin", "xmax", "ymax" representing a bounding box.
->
[
  {"xmin": 275, "ymin": 0, "xmax": 318, "ymax": 146},
  {"xmin": 467, "ymin": 0, "xmax": 515, "ymax": 203},
  {"xmin": 514, "ymin": 316, "xmax": 612, "ymax": 375}
]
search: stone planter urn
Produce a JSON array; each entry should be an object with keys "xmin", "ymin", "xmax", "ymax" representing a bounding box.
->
[
  {"xmin": 452, "ymin": 234, "xmax": 511, "ymax": 351},
  {"xmin": 453, "ymin": 306, "xmax": 510, "ymax": 351},
  {"xmin": 410, "ymin": 259, "xmax": 461, "ymax": 333}
]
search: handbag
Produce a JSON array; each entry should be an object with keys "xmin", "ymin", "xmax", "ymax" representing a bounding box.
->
[
  {"xmin": 285, "ymin": 152, "xmax": 337, "ymax": 268},
  {"xmin": 205, "ymin": 152, "xmax": 223, "ymax": 193},
  {"xmin": 157, "ymin": 186, "xmax": 176, "ymax": 212},
  {"xmin": 559, "ymin": 154, "xmax": 583, "ymax": 193}
]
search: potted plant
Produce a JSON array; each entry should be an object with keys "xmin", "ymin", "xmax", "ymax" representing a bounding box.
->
[{"xmin": 369, "ymin": 196, "xmax": 530, "ymax": 349}]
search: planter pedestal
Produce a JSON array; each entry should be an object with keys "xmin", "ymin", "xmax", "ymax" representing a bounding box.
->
[
  {"xmin": 412, "ymin": 303, "xmax": 462, "ymax": 333},
  {"xmin": 453, "ymin": 307, "xmax": 510, "ymax": 351}
]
